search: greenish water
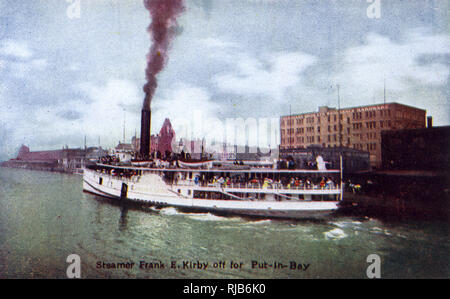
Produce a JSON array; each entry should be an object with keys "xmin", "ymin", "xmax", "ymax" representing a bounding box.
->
[{"xmin": 0, "ymin": 167, "xmax": 448, "ymax": 278}]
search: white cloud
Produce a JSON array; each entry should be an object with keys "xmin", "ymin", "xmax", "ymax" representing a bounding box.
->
[
  {"xmin": 152, "ymin": 83, "xmax": 223, "ymax": 140},
  {"xmin": 332, "ymin": 29, "xmax": 450, "ymax": 123},
  {"xmin": 66, "ymin": 63, "xmax": 81, "ymax": 72},
  {"xmin": 334, "ymin": 31, "xmax": 450, "ymax": 97},
  {"xmin": 0, "ymin": 39, "xmax": 47, "ymax": 78},
  {"xmin": 77, "ymin": 79, "xmax": 142, "ymax": 143},
  {"xmin": 213, "ymin": 51, "xmax": 317, "ymax": 101},
  {"xmin": 198, "ymin": 37, "xmax": 238, "ymax": 49},
  {"xmin": 0, "ymin": 39, "xmax": 33, "ymax": 59},
  {"xmin": 6, "ymin": 58, "xmax": 48, "ymax": 78},
  {"xmin": 1, "ymin": 78, "xmax": 145, "ymax": 155}
]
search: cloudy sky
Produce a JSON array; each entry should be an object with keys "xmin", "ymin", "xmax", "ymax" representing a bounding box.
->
[{"xmin": 0, "ymin": 0, "xmax": 448, "ymax": 160}]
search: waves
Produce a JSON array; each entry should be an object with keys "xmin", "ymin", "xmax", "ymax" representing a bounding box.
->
[
  {"xmin": 153, "ymin": 207, "xmax": 397, "ymax": 242},
  {"xmin": 325, "ymin": 219, "xmax": 396, "ymax": 240},
  {"xmin": 157, "ymin": 207, "xmax": 242, "ymax": 222},
  {"xmin": 324, "ymin": 228, "xmax": 348, "ymax": 240}
]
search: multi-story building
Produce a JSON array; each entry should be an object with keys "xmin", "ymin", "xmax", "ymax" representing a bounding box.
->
[
  {"xmin": 381, "ymin": 124, "xmax": 450, "ymax": 171},
  {"xmin": 280, "ymin": 102, "xmax": 426, "ymax": 168}
]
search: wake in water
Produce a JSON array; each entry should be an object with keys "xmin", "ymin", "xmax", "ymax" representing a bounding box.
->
[
  {"xmin": 245, "ymin": 219, "xmax": 272, "ymax": 225},
  {"xmin": 157, "ymin": 207, "xmax": 242, "ymax": 222},
  {"xmin": 159, "ymin": 207, "xmax": 182, "ymax": 215},
  {"xmin": 187, "ymin": 213, "xmax": 238, "ymax": 222},
  {"xmin": 370, "ymin": 227, "xmax": 392, "ymax": 236},
  {"xmin": 327, "ymin": 219, "xmax": 396, "ymax": 239},
  {"xmin": 329, "ymin": 220, "xmax": 363, "ymax": 228},
  {"xmin": 324, "ymin": 228, "xmax": 348, "ymax": 240}
]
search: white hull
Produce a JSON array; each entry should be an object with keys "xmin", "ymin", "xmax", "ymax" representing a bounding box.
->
[{"xmin": 82, "ymin": 167, "xmax": 340, "ymax": 219}]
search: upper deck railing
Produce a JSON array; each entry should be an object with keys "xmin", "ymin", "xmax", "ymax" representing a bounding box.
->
[
  {"xmin": 176, "ymin": 181, "xmax": 340, "ymax": 191},
  {"xmin": 91, "ymin": 163, "xmax": 341, "ymax": 174}
]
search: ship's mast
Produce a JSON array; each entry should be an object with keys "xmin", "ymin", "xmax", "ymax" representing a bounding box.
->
[{"xmin": 337, "ymin": 84, "xmax": 342, "ymax": 148}]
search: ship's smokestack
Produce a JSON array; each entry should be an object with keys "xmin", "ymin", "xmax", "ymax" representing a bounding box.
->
[{"xmin": 140, "ymin": 99, "xmax": 152, "ymax": 159}]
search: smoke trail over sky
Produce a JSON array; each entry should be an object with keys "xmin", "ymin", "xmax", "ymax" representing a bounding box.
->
[{"xmin": 143, "ymin": 0, "xmax": 185, "ymax": 109}]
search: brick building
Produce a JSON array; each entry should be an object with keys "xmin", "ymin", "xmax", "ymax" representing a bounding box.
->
[
  {"xmin": 132, "ymin": 118, "xmax": 176, "ymax": 158},
  {"xmin": 2, "ymin": 145, "xmax": 104, "ymax": 172},
  {"xmin": 381, "ymin": 125, "xmax": 450, "ymax": 171},
  {"xmin": 156, "ymin": 118, "xmax": 175, "ymax": 156},
  {"xmin": 280, "ymin": 102, "xmax": 426, "ymax": 168}
]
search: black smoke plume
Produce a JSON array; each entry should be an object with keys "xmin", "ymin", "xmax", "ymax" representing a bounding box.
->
[{"xmin": 142, "ymin": 0, "xmax": 185, "ymax": 109}]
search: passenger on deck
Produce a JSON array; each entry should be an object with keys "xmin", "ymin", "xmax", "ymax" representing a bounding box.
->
[
  {"xmin": 306, "ymin": 179, "xmax": 312, "ymax": 189},
  {"xmin": 320, "ymin": 177, "xmax": 326, "ymax": 189},
  {"xmin": 316, "ymin": 155, "xmax": 327, "ymax": 170},
  {"xmin": 218, "ymin": 177, "xmax": 225, "ymax": 187},
  {"xmin": 325, "ymin": 178, "xmax": 334, "ymax": 189},
  {"xmin": 226, "ymin": 177, "xmax": 231, "ymax": 187}
]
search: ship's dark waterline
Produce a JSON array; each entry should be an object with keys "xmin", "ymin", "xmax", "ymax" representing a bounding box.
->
[{"xmin": 0, "ymin": 168, "xmax": 448, "ymax": 279}]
